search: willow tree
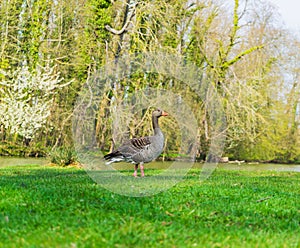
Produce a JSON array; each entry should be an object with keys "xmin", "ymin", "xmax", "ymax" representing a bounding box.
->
[
  {"xmin": 96, "ymin": 0, "xmax": 287, "ymax": 160},
  {"xmin": 220, "ymin": 0, "xmax": 300, "ymax": 162},
  {"xmin": 98, "ymin": 0, "xmax": 208, "ymax": 154}
]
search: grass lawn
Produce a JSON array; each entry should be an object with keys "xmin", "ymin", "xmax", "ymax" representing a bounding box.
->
[{"xmin": 0, "ymin": 165, "xmax": 299, "ymax": 248}]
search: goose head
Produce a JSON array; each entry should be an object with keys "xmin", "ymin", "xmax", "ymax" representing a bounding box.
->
[{"xmin": 152, "ymin": 109, "xmax": 169, "ymax": 118}]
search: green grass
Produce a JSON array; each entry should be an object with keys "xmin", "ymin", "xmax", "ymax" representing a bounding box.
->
[{"xmin": 0, "ymin": 165, "xmax": 299, "ymax": 248}]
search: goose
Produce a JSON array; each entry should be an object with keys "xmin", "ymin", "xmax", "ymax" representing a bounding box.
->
[{"xmin": 104, "ymin": 109, "xmax": 168, "ymax": 177}]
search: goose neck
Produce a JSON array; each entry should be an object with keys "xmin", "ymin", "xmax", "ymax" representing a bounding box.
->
[{"xmin": 152, "ymin": 115, "xmax": 160, "ymax": 131}]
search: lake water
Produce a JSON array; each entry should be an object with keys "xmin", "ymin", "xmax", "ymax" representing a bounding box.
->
[
  {"xmin": 0, "ymin": 157, "xmax": 49, "ymax": 167},
  {"xmin": 216, "ymin": 163, "xmax": 300, "ymax": 172},
  {"xmin": 0, "ymin": 157, "xmax": 299, "ymax": 172}
]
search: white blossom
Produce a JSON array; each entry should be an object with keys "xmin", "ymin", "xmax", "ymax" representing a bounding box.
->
[{"xmin": 0, "ymin": 65, "xmax": 72, "ymax": 139}]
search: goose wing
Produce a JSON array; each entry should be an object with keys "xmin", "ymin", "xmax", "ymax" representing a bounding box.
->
[{"xmin": 104, "ymin": 136, "xmax": 151, "ymax": 164}]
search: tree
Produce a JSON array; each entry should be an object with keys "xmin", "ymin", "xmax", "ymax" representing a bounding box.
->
[{"xmin": 0, "ymin": 65, "xmax": 70, "ymax": 144}]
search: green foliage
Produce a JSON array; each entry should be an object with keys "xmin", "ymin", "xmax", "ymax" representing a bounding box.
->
[
  {"xmin": 0, "ymin": 58, "xmax": 9, "ymax": 72},
  {"xmin": 74, "ymin": 0, "xmax": 111, "ymax": 78},
  {"xmin": 0, "ymin": 142, "xmax": 46, "ymax": 157},
  {"xmin": 48, "ymin": 147, "xmax": 78, "ymax": 166},
  {"xmin": 87, "ymin": 0, "xmax": 111, "ymax": 39},
  {"xmin": 0, "ymin": 165, "xmax": 300, "ymax": 247}
]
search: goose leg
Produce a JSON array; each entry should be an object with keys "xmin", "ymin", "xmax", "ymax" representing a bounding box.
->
[
  {"xmin": 140, "ymin": 163, "xmax": 145, "ymax": 177},
  {"xmin": 133, "ymin": 164, "xmax": 138, "ymax": 177}
]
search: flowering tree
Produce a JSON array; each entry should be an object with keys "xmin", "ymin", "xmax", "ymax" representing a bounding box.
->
[{"xmin": 0, "ymin": 65, "xmax": 71, "ymax": 140}]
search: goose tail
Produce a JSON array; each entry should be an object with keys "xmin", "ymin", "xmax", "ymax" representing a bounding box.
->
[{"xmin": 104, "ymin": 151, "xmax": 125, "ymax": 165}]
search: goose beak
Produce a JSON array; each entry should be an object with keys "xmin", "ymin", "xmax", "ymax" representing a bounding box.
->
[{"xmin": 162, "ymin": 111, "xmax": 169, "ymax": 116}]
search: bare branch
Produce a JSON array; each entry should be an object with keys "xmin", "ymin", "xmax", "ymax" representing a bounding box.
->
[
  {"xmin": 105, "ymin": 3, "xmax": 137, "ymax": 35},
  {"xmin": 238, "ymin": 0, "xmax": 249, "ymax": 21}
]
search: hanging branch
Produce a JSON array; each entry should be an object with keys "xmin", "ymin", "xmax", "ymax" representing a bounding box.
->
[{"xmin": 105, "ymin": 2, "xmax": 137, "ymax": 35}]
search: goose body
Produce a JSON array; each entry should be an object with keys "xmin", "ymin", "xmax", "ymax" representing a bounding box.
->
[{"xmin": 104, "ymin": 109, "xmax": 168, "ymax": 177}]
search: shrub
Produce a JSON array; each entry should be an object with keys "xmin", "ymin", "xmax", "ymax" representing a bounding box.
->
[
  {"xmin": 0, "ymin": 141, "xmax": 46, "ymax": 157},
  {"xmin": 49, "ymin": 147, "xmax": 78, "ymax": 166}
]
